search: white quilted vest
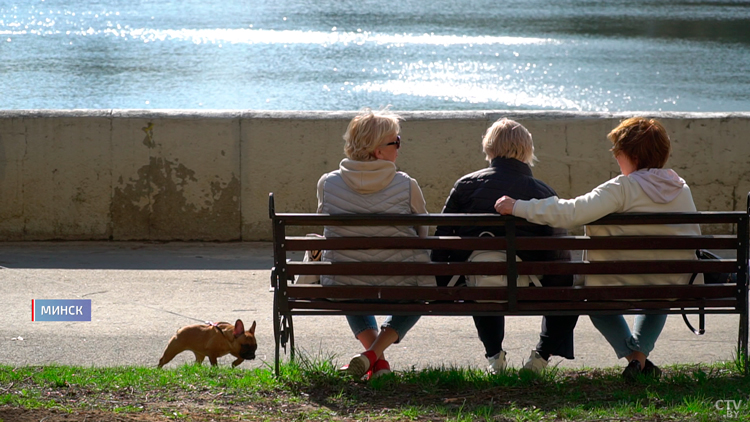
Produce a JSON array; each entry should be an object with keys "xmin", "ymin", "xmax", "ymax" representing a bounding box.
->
[{"xmin": 320, "ymin": 171, "xmax": 432, "ymax": 287}]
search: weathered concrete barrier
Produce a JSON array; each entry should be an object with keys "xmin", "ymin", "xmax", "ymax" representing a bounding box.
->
[{"xmin": 0, "ymin": 110, "xmax": 748, "ymax": 241}]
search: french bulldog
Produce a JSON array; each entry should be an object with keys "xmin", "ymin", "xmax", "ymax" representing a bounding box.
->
[{"xmin": 158, "ymin": 319, "xmax": 257, "ymax": 368}]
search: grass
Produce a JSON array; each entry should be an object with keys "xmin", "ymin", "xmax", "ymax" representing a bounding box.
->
[{"xmin": 0, "ymin": 353, "xmax": 749, "ymax": 421}]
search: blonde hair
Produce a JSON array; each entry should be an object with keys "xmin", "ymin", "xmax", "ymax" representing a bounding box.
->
[
  {"xmin": 343, "ymin": 108, "xmax": 401, "ymax": 161},
  {"xmin": 482, "ymin": 118, "xmax": 536, "ymax": 166}
]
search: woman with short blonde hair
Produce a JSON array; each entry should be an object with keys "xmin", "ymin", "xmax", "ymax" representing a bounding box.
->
[
  {"xmin": 343, "ymin": 108, "xmax": 401, "ymax": 161},
  {"xmin": 482, "ymin": 118, "xmax": 537, "ymax": 165},
  {"xmin": 433, "ymin": 117, "xmax": 577, "ymax": 375},
  {"xmin": 317, "ymin": 107, "xmax": 432, "ymax": 381}
]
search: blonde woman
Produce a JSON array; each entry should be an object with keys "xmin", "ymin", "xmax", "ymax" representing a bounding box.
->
[
  {"xmin": 317, "ymin": 107, "xmax": 434, "ymax": 380},
  {"xmin": 432, "ymin": 118, "xmax": 577, "ymax": 374}
]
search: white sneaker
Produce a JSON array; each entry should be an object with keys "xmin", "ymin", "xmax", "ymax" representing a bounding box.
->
[
  {"xmin": 487, "ymin": 351, "xmax": 507, "ymax": 374},
  {"xmin": 521, "ymin": 350, "xmax": 548, "ymax": 374}
]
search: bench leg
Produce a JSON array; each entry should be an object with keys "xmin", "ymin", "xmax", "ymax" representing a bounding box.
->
[
  {"xmin": 273, "ymin": 302, "xmax": 295, "ymax": 375},
  {"xmin": 272, "ymin": 284, "xmax": 287, "ymax": 376},
  {"xmin": 273, "ymin": 304, "xmax": 281, "ymax": 376},
  {"xmin": 286, "ymin": 315, "xmax": 296, "ymax": 362},
  {"xmin": 740, "ymin": 306, "xmax": 749, "ymax": 375}
]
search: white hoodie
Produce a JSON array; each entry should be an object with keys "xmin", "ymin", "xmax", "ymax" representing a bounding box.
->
[{"xmin": 513, "ymin": 169, "xmax": 701, "ymax": 286}]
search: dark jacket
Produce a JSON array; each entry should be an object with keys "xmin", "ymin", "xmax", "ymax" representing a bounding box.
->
[{"xmin": 431, "ymin": 157, "xmax": 572, "ymax": 286}]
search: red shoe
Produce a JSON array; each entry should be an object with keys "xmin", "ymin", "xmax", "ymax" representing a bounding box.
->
[
  {"xmin": 339, "ymin": 350, "xmax": 377, "ymax": 378},
  {"xmin": 369, "ymin": 359, "xmax": 391, "ymax": 379}
]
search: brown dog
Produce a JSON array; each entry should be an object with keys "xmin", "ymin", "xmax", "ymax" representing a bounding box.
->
[{"xmin": 158, "ymin": 319, "xmax": 257, "ymax": 368}]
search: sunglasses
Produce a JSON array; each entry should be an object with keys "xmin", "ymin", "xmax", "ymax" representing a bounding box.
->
[{"xmin": 384, "ymin": 135, "xmax": 401, "ymax": 149}]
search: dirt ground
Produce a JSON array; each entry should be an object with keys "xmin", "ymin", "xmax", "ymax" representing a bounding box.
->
[
  {"xmin": 0, "ymin": 408, "xmax": 167, "ymax": 422},
  {"xmin": 0, "ymin": 407, "xmax": 276, "ymax": 422}
]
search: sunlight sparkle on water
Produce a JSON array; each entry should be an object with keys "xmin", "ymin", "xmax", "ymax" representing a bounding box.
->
[{"xmin": 81, "ymin": 27, "xmax": 556, "ymax": 47}]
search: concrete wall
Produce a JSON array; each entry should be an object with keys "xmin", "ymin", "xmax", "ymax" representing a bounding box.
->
[{"xmin": 1, "ymin": 110, "xmax": 748, "ymax": 241}]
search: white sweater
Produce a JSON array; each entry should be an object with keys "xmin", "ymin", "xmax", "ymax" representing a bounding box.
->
[{"xmin": 513, "ymin": 169, "xmax": 701, "ymax": 286}]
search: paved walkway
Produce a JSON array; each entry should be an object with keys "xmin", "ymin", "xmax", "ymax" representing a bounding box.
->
[{"xmin": 0, "ymin": 242, "xmax": 741, "ymax": 372}]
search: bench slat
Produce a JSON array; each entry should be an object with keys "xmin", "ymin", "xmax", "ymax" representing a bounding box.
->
[
  {"xmin": 286, "ymin": 285, "xmax": 737, "ymax": 301},
  {"xmin": 286, "ymin": 299, "xmax": 739, "ymax": 315},
  {"xmin": 516, "ymin": 285, "xmax": 737, "ymax": 300},
  {"xmin": 286, "ymin": 259, "xmax": 737, "ymax": 276},
  {"xmin": 275, "ymin": 211, "xmax": 746, "ymax": 226},
  {"xmin": 285, "ymin": 235, "xmax": 738, "ymax": 251}
]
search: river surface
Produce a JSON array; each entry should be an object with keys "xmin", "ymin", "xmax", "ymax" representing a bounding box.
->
[{"xmin": 1, "ymin": 0, "xmax": 749, "ymax": 111}]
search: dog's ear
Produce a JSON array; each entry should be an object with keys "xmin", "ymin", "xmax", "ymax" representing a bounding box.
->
[
  {"xmin": 249, "ymin": 321, "xmax": 256, "ymax": 334},
  {"xmin": 233, "ymin": 319, "xmax": 245, "ymax": 338}
]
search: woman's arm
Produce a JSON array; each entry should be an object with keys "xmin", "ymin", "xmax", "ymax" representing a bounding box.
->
[{"xmin": 497, "ymin": 177, "xmax": 626, "ymax": 229}]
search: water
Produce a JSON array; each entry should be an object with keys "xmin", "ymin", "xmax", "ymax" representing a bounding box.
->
[{"xmin": 1, "ymin": 0, "xmax": 749, "ymax": 111}]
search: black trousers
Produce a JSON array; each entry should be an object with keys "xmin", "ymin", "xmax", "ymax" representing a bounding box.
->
[
  {"xmin": 473, "ymin": 314, "xmax": 579, "ymax": 359},
  {"xmin": 472, "ymin": 275, "xmax": 579, "ymax": 359}
]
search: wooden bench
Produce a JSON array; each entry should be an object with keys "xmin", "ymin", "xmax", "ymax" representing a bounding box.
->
[{"xmin": 269, "ymin": 192, "xmax": 749, "ymax": 375}]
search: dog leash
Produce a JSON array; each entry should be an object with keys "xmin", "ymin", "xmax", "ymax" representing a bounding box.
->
[
  {"xmin": 205, "ymin": 321, "xmax": 228, "ymax": 334},
  {"xmin": 131, "ymin": 303, "xmax": 212, "ymax": 324},
  {"xmin": 205, "ymin": 321, "xmax": 240, "ymax": 349}
]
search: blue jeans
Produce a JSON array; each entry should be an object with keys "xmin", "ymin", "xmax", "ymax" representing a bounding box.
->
[
  {"xmin": 346, "ymin": 315, "xmax": 420, "ymax": 343},
  {"xmin": 589, "ymin": 314, "xmax": 668, "ymax": 359}
]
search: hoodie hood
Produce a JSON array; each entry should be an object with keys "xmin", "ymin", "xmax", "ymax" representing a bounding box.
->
[
  {"xmin": 338, "ymin": 158, "xmax": 397, "ymax": 194},
  {"xmin": 628, "ymin": 168, "xmax": 686, "ymax": 203}
]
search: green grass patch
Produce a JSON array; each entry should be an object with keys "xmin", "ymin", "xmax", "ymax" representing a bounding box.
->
[{"xmin": 0, "ymin": 356, "xmax": 748, "ymax": 421}]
